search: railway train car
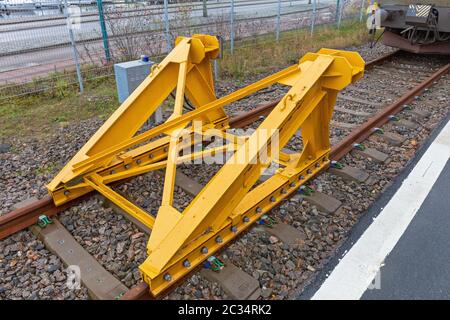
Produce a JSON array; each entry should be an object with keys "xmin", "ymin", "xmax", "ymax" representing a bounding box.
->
[{"xmin": 378, "ymin": 0, "xmax": 450, "ymax": 54}]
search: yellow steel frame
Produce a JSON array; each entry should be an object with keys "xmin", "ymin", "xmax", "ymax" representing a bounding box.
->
[{"xmin": 47, "ymin": 34, "xmax": 364, "ymax": 296}]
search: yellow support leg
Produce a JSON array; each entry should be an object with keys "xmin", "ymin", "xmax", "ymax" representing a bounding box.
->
[{"xmin": 47, "ymin": 34, "xmax": 365, "ymax": 297}]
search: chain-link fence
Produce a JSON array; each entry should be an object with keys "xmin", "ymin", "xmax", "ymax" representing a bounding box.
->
[{"xmin": 0, "ymin": 0, "xmax": 371, "ymax": 99}]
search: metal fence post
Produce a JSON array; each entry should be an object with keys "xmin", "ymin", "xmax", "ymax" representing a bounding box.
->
[
  {"xmin": 164, "ymin": 0, "xmax": 171, "ymax": 52},
  {"xmin": 230, "ymin": 0, "xmax": 235, "ymax": 54},
  {"xmin": 203, "ymin": 0, "xmax": 208, "ymax": 17},
  {"xmin": 214, "ymin": 60, "xmax": 218, "ymax": 82},
  {"xmin": 64, "ymin": 0, "xmax": 84, "ymax": 93},
  {"xmin": 96, "ymin": 0, "xmax": 111, "ymax": 62},
  {"xmin": 335, "ymin": 0, "xmax": 340, "ymax": 22},
  {"xmin": 310, "ymin": 0, "xmax": 317, "ymax": 36},
  {"xmin": 337, "ymin": 0, "xmax": 343, "ymax": 28},
  {"xmin": 359, "ymin": 0, "xmax": 365, "ymax": 22},
  {"xmin": 276, "ymin": 0, "xmax": 281, "ymax": 42}
]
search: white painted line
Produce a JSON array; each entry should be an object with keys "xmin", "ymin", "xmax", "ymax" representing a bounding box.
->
[{"xmin": 312, "ymin": 119, "xmax": 450, "ymax": 300}]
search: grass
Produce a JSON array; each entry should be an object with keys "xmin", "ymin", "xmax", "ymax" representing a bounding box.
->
[
  {"xmin": 219, "ymin": 20, "xmax": 369, "ymax": 79},
  {"xmin": 0, "ymin": 76, "xmax": 119, "ymax": 139},
  {"xmin": 0, "ymin": 20, "xmax": 369, "ymax": 140}
]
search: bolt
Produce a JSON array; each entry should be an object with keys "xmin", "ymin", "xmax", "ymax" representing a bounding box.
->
[
  {"xmin": 270, "ymin": 196, "xmax": 276, "ymax": 202},
  {"xmin": 149, "ymin": 154, "xmax": 154, "ymax": 159},
  {"xmin": 110, "ymin": 170, "xmax": 115, "ymax": 175},
  {"xmin": 124, "ymin": 164, "xmax": 130, "ymax": 169},
  {"xmin": 281, "ymin": 188, "xmax": 287, "ymax": 194},
  {"xmin": 290, "ymin": 182, "xmax": 296, "ymax": 188},
  {"xmin": 183, "ymin": 260, "xmax": 191, "ymax": 268},
  {"xmin": 307, "ymin": 169, "xmax": 312, "ymax": 174},
  {"xmin": 215, "ymin": 236, "xmax": 223, "ymax": 243},
  {"xmin": 256, "ymin": 207, "xmax": 262, "ymax": 213},
  {"xmin": 201, "ymin": 247, "xmax": 208, "ymax": 254},
  {"xmin": 243, "ymin": 216, "xmax": 250, "ymax": 223},
  {"xmin": 64, "ymin": 190, "xmax": 70, "ymax": 196},
  {"xmin": 164, "ymin": 147, "xmax": 168, "ymax": 152},
  {"xmin": 230, "ymin": 226, "xmax": 238, "ymax": 233},
  {"xmin": 315, "ymin": 163, "xmax": 320, "ymax": 168},
  {"xmin": 164, "ymin": 273, "xmax": 172, "ymax": 282},
  {"xmin": 323, "ymin": 157, "xmax": 328, "ymax": 162},
  {"xmin": 136, "ymin": 159, "xmax": 142, "ymax": 164},
  {"xmin": 299, "ymin": 175, "xmax": 304, "ymax": 180}
]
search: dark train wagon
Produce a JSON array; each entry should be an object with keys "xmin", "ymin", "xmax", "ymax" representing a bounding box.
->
[{"xmin": 379, "ymin": 0, "xmax": 450, "ymax": 54}]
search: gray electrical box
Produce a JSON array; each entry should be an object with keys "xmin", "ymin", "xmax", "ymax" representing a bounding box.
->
[{"xmin": 114, "ymin": 57, "xmax": 163, "ymax": 123}]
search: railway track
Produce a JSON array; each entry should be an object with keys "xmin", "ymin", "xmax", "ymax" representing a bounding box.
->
[{"xmin": 0, "ymin": 49, "xmax": 449, "ymax": 300}]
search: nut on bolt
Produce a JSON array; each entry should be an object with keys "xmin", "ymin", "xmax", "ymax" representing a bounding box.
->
[
  {"xmin": 164, "ymin": 273, "xmax": 172, "ymax": 282},
  {"xmin": 183, "ymin": 259, "xmax": 191, "ymax": 268}
]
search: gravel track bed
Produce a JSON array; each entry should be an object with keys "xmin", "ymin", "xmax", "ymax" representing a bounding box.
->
[
  {"xmin": 167, "ymin": 73, "xmax": 448, "ymax": 300},
  {"xmin": 0, "ymin": 42, "xmax": 447, "ymax": 299}
]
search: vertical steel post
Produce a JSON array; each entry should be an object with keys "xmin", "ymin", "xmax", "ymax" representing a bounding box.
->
[
  {"xmin": 230, "ymin": 0, "xmax": 235, "ymax": 54},
  {"xmin": 64, "ymin": 0, "xmax": 84, "ymax": 93},
  {"xmin": 359, "ymin": 0, "xmax": 365, "ymax": 22},
  {"xmin": 96, "ymin": 0, "xmax": 111, "ymax": 62},
  {"xmin": 335, "ymin": 0, "xmax": 340, "ymax": 22},
  {"xmin": 310, "ymin": 0, "xmax": 317, "ymax": 36},
  {"xmin": 337, "ymin": 0, "xmax": 343, "ymax": 28},
  {"xmin": 276, "ymin": 0, "xmax": 281, "ymax": 42},
  {"xmin": 203, "ymin": 0, "xmax": 208, "ymax": 17},
  {"xmin": 164, "ymin": 0, "xmax": 171, "ymax": 52},
  {"xmin": 214, "ymin": 60, "xmax": 218, "ymax": 83}
]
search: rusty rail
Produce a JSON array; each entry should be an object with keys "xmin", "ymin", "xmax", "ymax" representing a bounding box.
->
[{"xmin": 331, "ymin": 62, "xmax": 450, "ymax": 160}]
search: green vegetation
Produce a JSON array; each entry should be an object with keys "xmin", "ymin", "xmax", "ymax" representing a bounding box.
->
[
  {"xmin": 220, "ymin": 20, "xmax": 368, "ymax": 79},
  {"xmin": 0, "ymin": 20, "xmax": 368, "ymax": 140},
  {"xmin": 0, "ymin": 76, "xmax": 119, "ymax": 138}
]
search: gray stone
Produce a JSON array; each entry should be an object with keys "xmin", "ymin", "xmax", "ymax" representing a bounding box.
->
[
  {"xmin": 261, "ymin": 288, "xmax": 273, "ymax": 299},
  {"xmin": 0, "ymin": 143, "xmax": 11, "ymax": 153},
  {"xmin": 285, "ymin": 260, "xmax": 296, "ymax": 271},
  {"xmin": 46, "ymin": 264, "xmax": 59, "ymax": 273}
]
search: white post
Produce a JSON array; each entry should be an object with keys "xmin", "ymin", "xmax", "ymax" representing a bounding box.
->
[
  {"xmin": 359, "ymin": 0, "xmax": 365, "ymax": 22},
  {"xmin": 64, "ymin": 0, "xmax": 83, "ymax": 93},
  {"xmin": 164, "ymin": 0, "xmax": 171, "ymax": 52},
  {"xmin": 337, "ymin": 0, "xmax": 343, "ymax": 28},
  {"xmin": 276, "ymin": 0, "xmax": 281, "ymax": 42},
  {"xmin": 230, "ymin": 0, "xmax": 235, "ymax": 53},
  {"xmin": 310, "ymin": 0, "xmax": 317, "ymax": 36}
]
